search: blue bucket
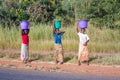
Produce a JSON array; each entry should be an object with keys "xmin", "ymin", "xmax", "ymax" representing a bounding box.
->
[
  {"xmin": 78, "ymin": 20, "xmax": 88, "ymax": 28},
  {"xmin": 20, "ymin": 21, "xmax": 29, "ymax": 29}
]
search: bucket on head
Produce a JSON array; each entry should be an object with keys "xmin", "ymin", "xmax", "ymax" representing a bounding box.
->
[
  {"xmin": 20, "ymin": 21, "xmax": 29, "ymax": 29},
  {"xmin": 54, "ymin": 20, "xmax": 61, "ymax": 29},
  {"xmin": 78, "ymin": 20, "xmax": 88, "ymax": 29}
]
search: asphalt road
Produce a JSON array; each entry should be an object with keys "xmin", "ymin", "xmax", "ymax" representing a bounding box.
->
[{"xmin": 0, "ymin": 67, "xmax": 119, "ymax": 80}]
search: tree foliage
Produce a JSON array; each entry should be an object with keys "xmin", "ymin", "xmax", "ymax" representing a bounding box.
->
[
  {"xmin": 0, "ymin": 0, "xmax": 120, "ymax": 28},
  {"xmin": 87, "ymin": 0, "xmax": 120, "ymax": 28}
]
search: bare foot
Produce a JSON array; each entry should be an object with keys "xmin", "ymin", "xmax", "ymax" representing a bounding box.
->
[
  {"xmin": 54, "ymin": 61, "xmax": 59, "ymax": 64},
  {"xmin": 78, "ymin": 61, "xmax": 81, "ymax": 66},
  {"xmin": 58, "ymin": 62, "xmax": 63, "ymax": 65},
  {"xmin": 87, "ymin": 61, "xmax": 89, "ymax": 65}
]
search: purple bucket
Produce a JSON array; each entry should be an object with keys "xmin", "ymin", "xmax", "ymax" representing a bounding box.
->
[
  {"xmin": 20, "ymin": 21, "xmax": 29, "ymax": 29},
  {"xmin": 78, "ymin": 20, "xmax": 88, "ymax": 28}
]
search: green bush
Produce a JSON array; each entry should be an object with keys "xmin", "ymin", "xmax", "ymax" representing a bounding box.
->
[{"xmin": 0, "ymin": 0, "xmax": 120, "ymax": 28}]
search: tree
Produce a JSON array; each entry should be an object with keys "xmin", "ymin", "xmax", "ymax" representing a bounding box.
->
[{"xmin": 88, "ymin": 0, "xmax": 120, "ymax": 28}]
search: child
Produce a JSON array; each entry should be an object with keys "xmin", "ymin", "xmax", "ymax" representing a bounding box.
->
[
  {"xmin": 76, "ymin": 23, "xmax": 89, "ymax": 65},
  {"xmin": 21, "ymin": 29, "xmax": 29, "ymax": 64},
  {"xmin": 53, "ymin": 27, "xmax": 65, "ymax": 64}
]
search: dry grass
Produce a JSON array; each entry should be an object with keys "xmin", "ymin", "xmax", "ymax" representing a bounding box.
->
[{"xmin": 0, "ymin": 24, "xmax": 120, "ymax": 53}]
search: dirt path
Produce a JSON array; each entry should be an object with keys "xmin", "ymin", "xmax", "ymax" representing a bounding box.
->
[
  {"xmin": 0, "ymin": 59, "xmax": 120, "ymax": 77},
  {"xmin": 0, "ymin": 49, "xmax": 120, "ymax": 77}
]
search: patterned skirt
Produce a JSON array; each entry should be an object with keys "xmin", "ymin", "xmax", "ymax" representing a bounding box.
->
[
  {"xmin": 54, "ymin": 44, "xmax": 64, "ymax": 62},
  {"xmin": 78, "ymin": 43, "xmax": 89, "ymax": 61},
  {"xmin": 21, "ymin": 43, "xmax": 29, "ymax": 61}
]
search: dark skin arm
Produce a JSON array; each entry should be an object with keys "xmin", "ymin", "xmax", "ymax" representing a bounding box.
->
[
  {"xmin": 83, "ymin": 40, "xmax": 89, "ymax": 46},
  {"xmin": 21, "ymin": 30, "xmax": 25, "ymax": 35},
  {"xmin": 60, "ymin": 30, "xmax": 65, "ymax": 34}
]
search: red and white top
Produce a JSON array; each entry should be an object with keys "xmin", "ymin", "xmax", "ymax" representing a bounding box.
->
[{"xmin": 22, "ymin": 35, "xmax": 29, "ymax": 44}]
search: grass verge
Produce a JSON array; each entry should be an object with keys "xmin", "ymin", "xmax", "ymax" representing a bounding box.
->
[
  {"xmin": 0, "ymin": 24, "xmax": 120, "ymax": 53},
  {"xmin": 0, "ymin": 52, "xmax": 120, "ymax": 65}
]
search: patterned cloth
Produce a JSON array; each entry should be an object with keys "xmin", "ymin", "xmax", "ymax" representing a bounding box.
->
[
  {"xmin": 54, "ymin": 44, "xmax": 64, "ymax": 62},
  {"xmin": 78, "ymin": 43, "xmax": 89, "ymax": 61},
  {"xmin": 21, "ymin": 43, "xmax": 29, "ymax": 61}
]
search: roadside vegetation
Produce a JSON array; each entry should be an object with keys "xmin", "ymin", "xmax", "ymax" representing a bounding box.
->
[
  {"xmin": 0, "ymin": 52, "xmax": 120, "ymax": 65},
  {"xmin": 0, "ymin": 0, "xmax": 120, "ymax": 65},
  {"xmin": 0, "ymin": 24, "xmax": 120, "ymax": 53}
]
